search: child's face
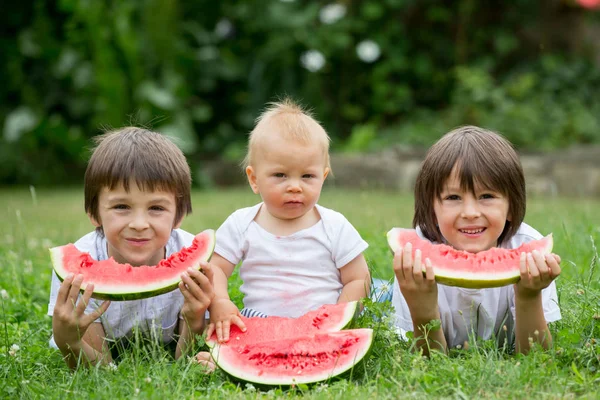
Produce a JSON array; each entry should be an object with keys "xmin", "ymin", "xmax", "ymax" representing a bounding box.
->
[
  {"xmin": 246, "ymin": 135, "xmax": 329, "ymax": 224},
  {"xmin": 433, "ymin": 168, "xmax": 510, "ymax": 253},
  {"xmin": 88, "ymin": 182, "xmax": 181, "ymax": 266}
]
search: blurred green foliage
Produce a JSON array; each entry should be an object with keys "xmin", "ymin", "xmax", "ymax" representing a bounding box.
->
[{"xmin": 1, "ymin": 0, "xmax": 600, "ymax": 184}]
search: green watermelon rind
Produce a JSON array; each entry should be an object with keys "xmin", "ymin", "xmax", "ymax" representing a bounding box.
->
[
  {"xmin": 386, "ymin": 228, "xmax": 554, "ymax": 289},
  {"xmin": 210, "ymin": 328, "xmax": 374, "ymax": 387},
  {"xmin": 205, "ymin": 301, "xmax": 359, "ymax": 348},
  {"xmin": 50, "ymin": 229, "xmax": 216, "ymax": 301}
]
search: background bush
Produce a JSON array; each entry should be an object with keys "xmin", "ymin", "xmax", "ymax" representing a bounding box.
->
[{"xmin": 1, "ymin": 0, "xmax": 600, "ymax": 185}]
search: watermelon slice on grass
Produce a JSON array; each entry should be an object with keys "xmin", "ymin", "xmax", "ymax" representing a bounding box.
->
[
  {"xmin": 50, "ymin": 229, "xmax": 215, "ymax": 300},
  {"xmin": 207, "ymin": 302, "xmax": 373, "ymax": 386},
  {"xmin": 387, "ymin": 228, "xmax": 553, "ymax": 289}
]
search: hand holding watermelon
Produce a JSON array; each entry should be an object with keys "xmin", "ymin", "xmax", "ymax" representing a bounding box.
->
[
  {"xmin": 393, "ymin": 243, "xmax": 440, "ymax": 322},
  {"xmin": 515, "ymin": 250, "xmax": 561, "ymax": 298},
  {"xmin": 179, "ymin": 261, "xmax": 215, "ymax": 334},
  {"xmin": 206, "ymin": 298, "xmax": 247, "ymax": 343},
  {"xmin": 52, "ymin": 274, "xmax": 111, "ymax": 359}
]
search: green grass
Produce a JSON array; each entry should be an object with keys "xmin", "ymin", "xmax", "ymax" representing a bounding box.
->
[{"xmin": 1, "ymin": 187, "xmax": 599, "ymax": 399}]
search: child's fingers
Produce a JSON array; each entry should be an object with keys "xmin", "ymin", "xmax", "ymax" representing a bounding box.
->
[
  {"xmin": 545, "ymin": 254, "xmax": 561, "ymax": 279},
  {"xmin": 199, "ymin": 261, "xmax": 214, "ymax": 284},
  {"xmin": 402, "ymin": 242, "xmax": 413, "ymax": 281},
  {"xmin": 552, "ymin": 254, "xmax": 561, "ymax": 264},
  {"xmin": 231, "ymin": 315, "xmax": 247, "ymax": 333},
  {"xmin": 532, "ymin": 250, "xmax": 549, "ymax": 280},
  {"xmin": 181, "ymin": 270, "xmax": 213, "ymax": 303},
  {"xmin": 526, "ymin": 253, "xmax": 541, "ymax": 283},
  {"xmin": 84, "ymin": 300, "xmax": 110, "ymax": 326},
  {"xmin": 67, "ymin": 275, "xmax": 84, "ymax": 305},
  {"xmin": 215, "ymin": 321, "xmax": 226, "ymax": 343},
  {"xmin": 519, "ymin": 252, "xmax": 529, "ymax": 282},
  {"xmin": 56, "ymin": 274, "xmax": 75, "ymax": 304},
  {"xmin": 195, "ymin": 351, "xmax": 216, "ymax": 373},
  {"xmin": 412, "ymin": 249, "xmax": 423, "ymax": 282},
  {"xmin": 393, "ymin": 249, "xmax": 405, "ymax": 281},
  {"xmin": 205, "ymin": 322, "xmax": 215, "ymax": 340},
  {"xmin": 424, "ymin": 258, "xmax": 435, "ymax": 281},
  {"xmin": 75, "ymin": 283, "xmax": 94, "ymax": 316},
  {"xmin": 221, "ymin": 320, "xmax": 231, "ymax": 342}
]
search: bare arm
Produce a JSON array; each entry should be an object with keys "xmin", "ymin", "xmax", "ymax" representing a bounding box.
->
[
  {"xmin": 338, "ymin": 254, "xmax": 371, "ymax": 303},
  {"xmin": 206, "ymin": 253, "xmax": 246, "ymax": 342},
  {"xmin": 52, "ymin": 274, "xmax": 112, "ymax": 369},
  {"xmin": 514, "ymin": 251, "xmax": 561, "ymax": 354},
  {"xmin": 394, "ymin": 244, "xmax": 448, "ymax": 356}
]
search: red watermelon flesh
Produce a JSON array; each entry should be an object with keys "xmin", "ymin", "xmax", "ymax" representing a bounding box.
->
[
  {"xmin": 50, "ymin": 229, "xmax": 215, "ymax": 300},
  {"xmin": 387, "ymin": 228, "xmax": 553, "ymax": 288},
  {"xmin": 206, "ymin": 302, "xmax": 358, "ymax": 347},
  {"xmin": 210, "ymin": 329, "xmax": 373, "ymax": 386}
]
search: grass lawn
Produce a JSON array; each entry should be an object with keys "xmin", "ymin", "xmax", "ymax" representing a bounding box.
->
[{"xmin": 1, "ymin": 187, "xmax": 599, "ymax": 399}]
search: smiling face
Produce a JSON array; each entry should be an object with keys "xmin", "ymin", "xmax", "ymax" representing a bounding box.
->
[
  {"xmin": 433, "ymin": 166, "xmax": 511, "ymax": 253},
  {"xmin": 89, "ymin": 182, "xmax": 181, "ymax": 266},
  {"xmin": 246, "ymin": 135, "xmax": 329, "ymax": 230}
]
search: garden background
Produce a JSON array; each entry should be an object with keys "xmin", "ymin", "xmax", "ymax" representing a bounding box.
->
[{"xmin": 2, "ymin": 1, "xmax": 600, "ymax": 398}]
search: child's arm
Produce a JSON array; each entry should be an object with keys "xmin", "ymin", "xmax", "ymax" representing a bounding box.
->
[
  {"xmin": 205, "ymin": 253, "xmax": 247, "ymax": 343},
  {"xmin": 52, "ymin": 274, "xmax": 112, "ymax": 369},
  {"xmin": 338, "ymin": 254, "xmax": 371, "ymax": 303},
  {"xmin": 514, "ymin": 251, "xmax": 561, "ymax": 354},
  {"xmin": 176, "ymin": 261, "xmax": 215, "ymax": 359},
  {"xmin": 393, "ymin": 243, "xmax": 448, "ymax": 355}
]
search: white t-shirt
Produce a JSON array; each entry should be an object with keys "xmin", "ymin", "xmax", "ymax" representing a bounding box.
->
[
  {"xmin": 216, "ymin": 203, "xmax": 368, "ymax": 318},
  {"xmin": 391, "ymin": 223, "xmax": 561, "ymax": 348},
  {"xmin": 48, "ymin": 229, "xmax": 195, "ymax": 346}
]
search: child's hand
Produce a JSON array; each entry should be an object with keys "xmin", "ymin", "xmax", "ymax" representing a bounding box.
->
[
  {"xmin": 206, "ymin": 298, "xmax": 246, "ymax": 343},
  {"xmin": 52, "ymin": 274, "xmax": 110, "ymax": 350},
  {"xmin": 393, "ymin": 242, "xmax": 439, "ymax": 320},
  {"xmin": 179, "ymin": 261, "xmax": 215, "ymax": 335},
  {"xmin": 515, "ymin": 251, "xmax": 561, "ymax": 298}
]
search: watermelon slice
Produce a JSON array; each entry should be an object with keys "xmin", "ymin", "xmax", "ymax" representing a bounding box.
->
[
  {"xmin": 387, "ymin": 228, "xmax": 553, "ymax": 289},
  {"xmin": 50, "ymin": 229, "xmax": 215, "ymax": 300},
  {"xmin": 211, "ymin": 329, "xmax": 373, "ymax": 386},
  {"xmin": 206, "ymin": 301, "xmax": 359, "ymax": 347},
  {"xmin": 208, "ymin": 302, "xmax": 372, "ymax": 386}
]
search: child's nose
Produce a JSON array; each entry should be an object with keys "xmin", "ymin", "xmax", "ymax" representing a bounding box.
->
[
  {"xmin": 460, "ymin": 198, "xmax": 481, "ymax": 218},
  {"xmin": 129, "ymin": 211, "xmax": 149, "ymax": 230},
  {"xmin": 287, "ymin": 179, "xmax": 302, "ymax": 192}
]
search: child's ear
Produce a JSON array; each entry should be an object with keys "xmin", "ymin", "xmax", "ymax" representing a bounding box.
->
[
  {"xmin": 246, "ymin": 166, "xmax": 259, "ymax": 194},
  {"xmin": 323, "ymin": 167, "xmax": 330, "ymax": 180},
  {"xmin": 88, "ymin": 213, "xmax": 101, "ymax": 228}
]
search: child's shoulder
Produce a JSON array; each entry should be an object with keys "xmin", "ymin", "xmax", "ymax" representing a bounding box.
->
[
  {"xmin": 506, "ymin": 222, "xmax": 543, "ymax": 249},
  {"xmin": 315, "ymin": 204, "xmax": 351, "ymax": 226},
  {"xmin": 220, "ymin": 203, "xmax": 263, "ymax": 231}
]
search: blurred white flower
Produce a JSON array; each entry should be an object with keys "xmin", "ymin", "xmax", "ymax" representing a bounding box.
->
[
  {"xmin": 319, "ymin": 4, "xmax": 346, "ymax": 24},
  {"xmin": 356, "ymin": 40, "xmax": 381, "ymax": 63},
  {"xmin": 300, "ymin": 50, "xmax": 326, "ymax": 72},
  {"xmin": 144, "ymin": 377, "xmax": 152, "ymax": 383},
  {"xmin": 245, "ymin": 383, "xmax": 256, "ymax": 392},
  {"xmin": 107, "ymin": 362, "xmax": 118, "ymax": 371},
  {"xmin": 215, "ymin": 18, "xmax": 234, "ymax": 39},
  {"xmin": 1, "ymin": 289, "xmax": 8, "ymax": 300},
  {"xmin": 9, "ymin": 344, "xmax": 20, "ymax": 357}
]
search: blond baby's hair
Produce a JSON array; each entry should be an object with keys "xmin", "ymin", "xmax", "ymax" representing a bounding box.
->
[{"xmin": 243, "ymin": 98, "xmax": 331, "ymax": 171}]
